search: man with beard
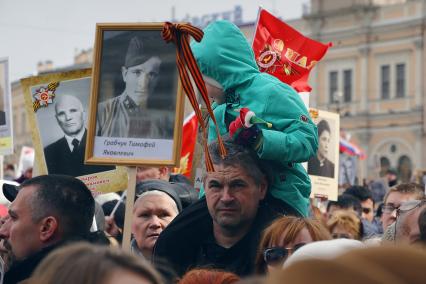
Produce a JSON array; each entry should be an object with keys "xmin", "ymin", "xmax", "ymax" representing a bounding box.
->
[{"xmin": 0, "ymin": 175, "xmax": 95, "ymax": 284}]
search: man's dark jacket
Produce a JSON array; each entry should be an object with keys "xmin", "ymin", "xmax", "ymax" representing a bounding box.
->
[
  {"xmin": 152, "ymin": 197, "xmax": 282, "ymax": 277},
  {"xmin": 4, "ymin": 244, "xmax": 57, "ymax": 284},
  {"xmin": 44, "ymin": 129, "xmax": 114, "ymax": 177}
]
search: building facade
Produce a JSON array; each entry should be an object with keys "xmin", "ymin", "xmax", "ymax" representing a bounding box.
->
[
  {"xmin": 305, "ymin": 0, "xmax": 426, "ymax": 182},
  {"xmin": 8, "ymin": 1, "xmax": 426, "ymax": 183}
]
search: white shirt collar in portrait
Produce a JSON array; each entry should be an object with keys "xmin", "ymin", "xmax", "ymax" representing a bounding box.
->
[{"xmin": 64, "ymin": 128, "xmax": 85, "ymax": 152}]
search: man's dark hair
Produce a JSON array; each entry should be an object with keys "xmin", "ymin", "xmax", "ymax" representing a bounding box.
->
[
  {"xmin": 317, "ymin": 119, "xmax": 331, "ymax": 137},
  {"xmin": 207, "ymin": 138, "xmax": 266, "ymax": 186},
  {"xmin": 344, "ymin": 186, "xmax": 373, "ymax": 204},
  {"xmin": 327, "ymin": 194, "xmax": 362, "ymax": 216},
  {"xmin": 20, "ymin": 175, "xmax": 95, "ymax": 238}
]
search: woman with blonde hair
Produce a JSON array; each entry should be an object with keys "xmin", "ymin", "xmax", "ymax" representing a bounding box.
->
[
  {"xmin": 24, "ymin": 242, "xmax": 163, "ymax": 284},
  {"xmin": 255, "ymin": 216, "xmax": 331, "ymax": 274},
  {"xmin": 327, "ymin": 210, "xmax": 362, "ymax": 240}
]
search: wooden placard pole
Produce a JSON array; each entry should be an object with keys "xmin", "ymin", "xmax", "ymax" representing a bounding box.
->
[
  {"xmin": 122, "ymin": 166, "xmax": 137, "ymax": 252},
  {"xmin": 0, "ymin": 156, "xmax": 3, "ymax": 180}
]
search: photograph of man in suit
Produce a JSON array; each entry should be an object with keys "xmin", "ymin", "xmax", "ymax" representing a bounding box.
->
[
  {"xmin": 96, "ymin": 36, "xmax": 173, "ymax": 139},
  {"xmin": 44, "ymin": 94, "xmax": 114, "ymax": 176},
  {"xmin": 0, "ymin": 84, "xmax": 6, "ymax": 125}
]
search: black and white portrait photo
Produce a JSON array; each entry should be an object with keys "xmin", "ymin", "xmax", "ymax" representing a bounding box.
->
[
  {"xmin": 0, "ymin": 59, "xmax": 9, "ymax": 126},
  {"xmin": 87, "ymin": 24, "xmax": 185, "ymax": 166},
  {"xmin": 0, "ymin": 57, "xmax": 13, "ymax": 155},
  {"xmin": 0, "ymin": 84, "xmax": 6, "ymax": 126},
  {"xmin": 308, "ymin": 109, "xmax": 340, "ymax": 201},
  {"xmin": 96, "ymin": 30, "xmax": 177, "ymax": 139},
  {"xmin": 308, "ymin": 119, "xmax": 335, "ymax": 178},
  {"xmin": 32, "ymin": 77, "xmax": 115, "ymax": 177}
]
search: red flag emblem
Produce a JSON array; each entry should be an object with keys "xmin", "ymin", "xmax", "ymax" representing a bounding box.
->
[{"xmin": 253, "ymin": 9, "xmax": 331, "ymax": 92}]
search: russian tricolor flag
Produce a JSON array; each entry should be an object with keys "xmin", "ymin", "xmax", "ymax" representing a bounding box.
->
[{"xmin": 340, "ymin": 137, "xmax": 366, "ymax": 160}]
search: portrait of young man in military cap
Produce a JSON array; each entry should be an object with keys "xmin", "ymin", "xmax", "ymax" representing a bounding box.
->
[
  {"xmin": 87, "ymin": 26, "xmax": 185, "ymax": 166},
  {"xmin": 96, "ymin": 32, "xmax": 176, "ymax": 139}
]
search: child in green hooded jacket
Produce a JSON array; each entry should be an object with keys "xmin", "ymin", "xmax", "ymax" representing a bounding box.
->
[{"xmin": 191, "ymin": 20, "xmax": 318, "ymax": 216}]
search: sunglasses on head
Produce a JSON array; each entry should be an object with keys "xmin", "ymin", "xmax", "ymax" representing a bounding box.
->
[{"xmin": 263, "ymin": 243, "xmax": 306, "ymax": 265}]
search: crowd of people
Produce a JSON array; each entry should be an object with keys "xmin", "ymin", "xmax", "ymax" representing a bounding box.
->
[
  {"xmin": 0, "ymin": 19, "xmax": 425, "ymax": 284},
  {"xmin": 0, "ymin": 138, "xmax": 425, "ymax": 284}
]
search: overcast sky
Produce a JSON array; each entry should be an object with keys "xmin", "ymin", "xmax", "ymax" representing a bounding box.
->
[{"xmin": 0, "ymin": 0, "xmax": 307, "ymax": 81}]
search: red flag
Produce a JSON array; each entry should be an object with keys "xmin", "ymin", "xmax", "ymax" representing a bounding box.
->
[
  {"xmin": 252, "ymin": 8, "xmax": 331, "ymax": 92},
  {"xmin": 173, "ymin": 112, "xmax": 198, "ymax": 178}
]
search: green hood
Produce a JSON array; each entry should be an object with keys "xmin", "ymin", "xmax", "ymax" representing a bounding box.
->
[
  {"xmin": 191, "ymin": 20, "xmax": 317, "ymax": 217},
  {"xmin": 191, "ymin": 20, "xmax": 259, "ymax": 91}
]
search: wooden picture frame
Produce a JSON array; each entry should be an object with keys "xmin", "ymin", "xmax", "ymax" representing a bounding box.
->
[
  {"xmin": 308, "ymin": 108, "xmax": 340, "ymax": 201},
  {"xmin": 85, "ymin": 23, "xmax": 185, "ymax": 167},
  {"xmin": 21, "ymin": 69, "xmax": 128, "ymax": 194}
]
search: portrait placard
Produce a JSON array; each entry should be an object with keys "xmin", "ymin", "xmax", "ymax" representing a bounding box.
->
[
  {"xmin": 308, "ymin": 109, "xmax": 340, "ymax": 201},
  {"xmin": 21, "ymin": 69, "xmax": 128, "ymax": 193},
  {"xmin": 86, "ymin": 23, "xmax": 185, "ymax": 167},
  {"xmin": 0, "ymin": 57, "xmax": 14, "ymax": 155}
]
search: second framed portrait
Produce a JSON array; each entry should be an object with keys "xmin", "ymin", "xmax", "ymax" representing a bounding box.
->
[
  {"xmin": 308, "ymin": 109, "xmax": 340, "ymax": 201},
  {"xmin": 86, "ymin": 23, "xmax": 185, "ymax": 167},
  {"xmin": 0, "ymin": 57, "xmax": 13, "ymax": 155},
  {"xmin": 21, "ymin": 69, "xmax": 128, "ymax": 193}
]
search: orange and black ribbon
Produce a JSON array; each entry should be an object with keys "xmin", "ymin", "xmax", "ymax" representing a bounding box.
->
[{"xmin": 162, "ymin": 22, "xmax": 227, "ymax": 172}]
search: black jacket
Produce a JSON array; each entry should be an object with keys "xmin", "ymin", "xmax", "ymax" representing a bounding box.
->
[
  {"xmin": 44, "ymin": 129, "xmax": 114, "ymax": 177},
  {"xmin": 308, "ymin": 156, "xmax": 335, "ymax": 178},
  {"xmin": 4, "ymin": 245, "xmax": 57, "ymax": 284},
  {"xmin": 152, "ymin": 198, "xmax": 282, "ymax": 277}
]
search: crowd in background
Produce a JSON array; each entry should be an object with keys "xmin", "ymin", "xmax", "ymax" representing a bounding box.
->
[
  {"xmin": 0, "ymin": 18, "xmax": 425, "ymax": 284},
  {"xmin": 0, "ymin": 139, "xmax": 425, "ymax": 284}
]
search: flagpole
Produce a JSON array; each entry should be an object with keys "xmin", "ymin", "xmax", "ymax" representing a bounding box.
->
[{"xmin": 251, "ymin": 6, "xmax": 263, "ymax": 46}]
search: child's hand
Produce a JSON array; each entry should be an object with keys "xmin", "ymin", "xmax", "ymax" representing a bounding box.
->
[{"xmin": 229, "ymin": 108, "xmax": 262, "ymax": 150}]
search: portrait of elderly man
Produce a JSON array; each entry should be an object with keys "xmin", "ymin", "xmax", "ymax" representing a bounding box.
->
[
  {"xmin": 96, "ymin": 35, "xmax": 174, "ymax": 139},
  {"xmin": 44, "ymin": 94, "xmax": 114, "ymax": 177}
]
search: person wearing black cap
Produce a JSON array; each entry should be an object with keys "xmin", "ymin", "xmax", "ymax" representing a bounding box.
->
[
  {"xmin": 131, "ymin": 180, "xmax": 182, "ymax": 261},
  {"xmin": 96, "ymin": 36, "xmax": 173, "ymax": 138},
  {"xmin": 0, "ymin": 175, "xmax": 96, "ymax": 284}
]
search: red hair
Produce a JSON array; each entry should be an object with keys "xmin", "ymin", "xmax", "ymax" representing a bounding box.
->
[{"xmin": 179, "ymin": 269, "xmax": 240, "ymax": 284}]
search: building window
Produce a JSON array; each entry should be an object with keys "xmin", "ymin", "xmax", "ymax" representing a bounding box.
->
[
  {"xmin": 381, "ymin": 65, "xmax": 390, "ymax": 99},
  {"xmin": 329, "ymin": 71, "xmax": 338, "ymax": 103},
  {"xmin": 396, "ymin": 63, "xmax": 405, "ymax": 98},
  {"xmin": 343, "ymin": 69, "xmax": 352, "ymax": 102},
  {"xmin": 380, "ymin": 156, "xmax": 390, "ymax": 177},
  {"xmin": 398, "ymin": 155, "xmax": 412, "ymax": 183}
]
